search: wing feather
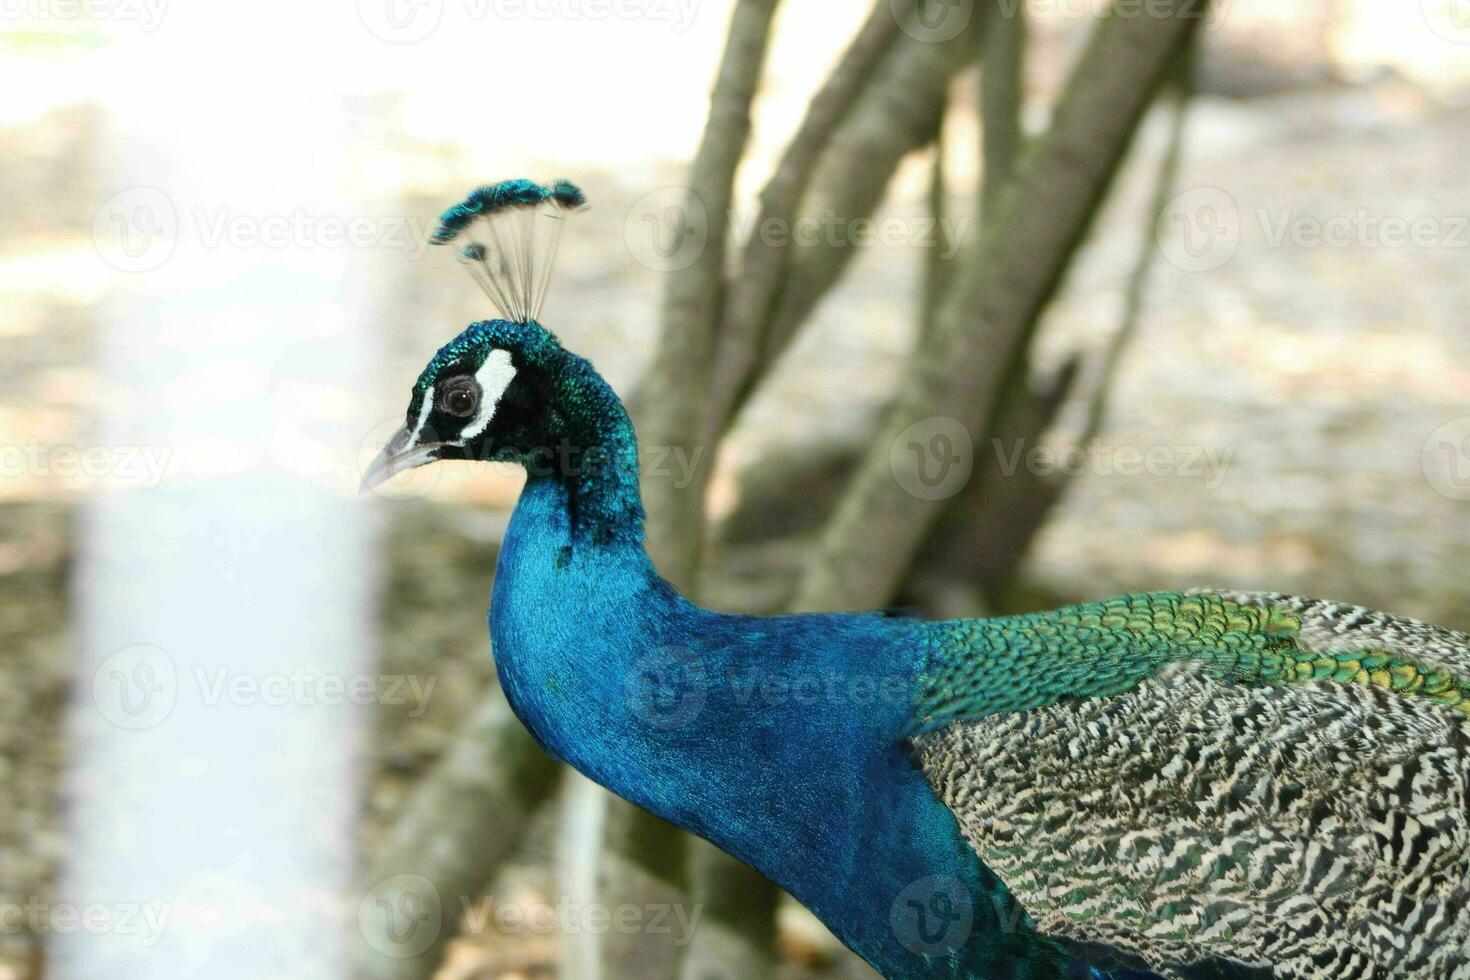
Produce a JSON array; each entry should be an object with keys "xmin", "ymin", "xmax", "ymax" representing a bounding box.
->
[{"xmin": 917, "ymin": 666, "xmax": 1470, "ymax": 980}]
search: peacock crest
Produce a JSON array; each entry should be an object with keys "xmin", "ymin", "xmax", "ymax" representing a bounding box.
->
[{"xmin": 429, "ymin": 178, "xmax": 587, "ymax": 324}]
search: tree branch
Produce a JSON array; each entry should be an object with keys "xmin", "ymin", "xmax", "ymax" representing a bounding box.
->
[
  {"xmin": 638, "ymin": 0, "xmax": 783, "ymax": 594},
  {"xmin": 980, "ymin": 0, "xmax": 1025, "ymax": 219},
  {"xmin": 717, "ymin": 3, "xmax": 988, "ymax": 429},
  {"xmin": 794, "ymin": 0, "xmax": 1209, "ymax": 612},
  {"xmin": 705, "ymin": 0, "xmax": 917, "ymax": 443},
  {"xmin": 354, "ymin": 693, "xmax": 560, "ymax": 980}
]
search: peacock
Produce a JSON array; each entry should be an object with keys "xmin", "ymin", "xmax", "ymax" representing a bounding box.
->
[{"xmin": 362, "ymin": 179, "xmax": 1470, "ymax": 980}]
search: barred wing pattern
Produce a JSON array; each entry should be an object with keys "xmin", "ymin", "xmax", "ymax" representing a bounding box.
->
[{"xmin": 916, "ymin": 593, "xmax": 1470, "ymax": 979}]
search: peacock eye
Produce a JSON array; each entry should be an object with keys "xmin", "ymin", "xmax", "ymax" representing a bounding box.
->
[{"xmin": 439, "ymin": 378, "xmax": 480, "ymax": 418}]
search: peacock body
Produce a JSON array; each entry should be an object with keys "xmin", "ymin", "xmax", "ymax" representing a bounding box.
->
[{"xmin": 364, "ymin": 181, "xmax": 1470, "ymax": 980}]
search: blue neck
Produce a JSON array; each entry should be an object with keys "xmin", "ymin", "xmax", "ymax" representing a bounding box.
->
[{"xmin": 487, "ymin": 382, "xmax": 1079, "ymax": 978}]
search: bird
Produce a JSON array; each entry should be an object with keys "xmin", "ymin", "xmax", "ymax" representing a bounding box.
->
[{"xmin": 363, "ymin": 179, "xmax": 1470, "ymax": 980}]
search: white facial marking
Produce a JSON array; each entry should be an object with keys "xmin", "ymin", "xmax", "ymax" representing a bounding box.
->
[
  {"xmin": 407, "ymin": 384, "xmax": 435, "ymax": 446},
  {"xmin": 457, "ymin": 348, "xmax": 517, "ymax": 443}
]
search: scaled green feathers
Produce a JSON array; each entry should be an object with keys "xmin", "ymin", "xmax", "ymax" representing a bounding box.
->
[{"xmin": 916, "ymin": 591, "xmax": 1470, "ymax": 734}]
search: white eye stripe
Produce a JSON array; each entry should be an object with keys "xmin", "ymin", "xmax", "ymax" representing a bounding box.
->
[
  {"xmin": 407, "ymin": 384, "xmax": 435, "ymax": 446},
  {"xmin": 456, "ymin": 348, "xmax": 517, "ymax": 443}
]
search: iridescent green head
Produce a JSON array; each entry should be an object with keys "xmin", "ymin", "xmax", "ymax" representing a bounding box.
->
[{"xmin": 362, "ymin": 180, "xmax": 629, "ymax": 500}]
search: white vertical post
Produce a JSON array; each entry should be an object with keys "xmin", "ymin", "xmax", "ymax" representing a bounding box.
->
[{"xmin": 56, "ymin": 10, "xmax": 385, "ymax": 976}]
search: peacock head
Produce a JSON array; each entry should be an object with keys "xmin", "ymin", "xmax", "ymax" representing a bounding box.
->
[{"xmin": 361, "ymin": 180, "xmax": 624, "ymax": 494}]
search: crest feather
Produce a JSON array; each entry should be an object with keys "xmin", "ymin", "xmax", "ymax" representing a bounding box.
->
[{"xmin": 431, "ymin": 178, "xmax": 587, "ymax": 323}]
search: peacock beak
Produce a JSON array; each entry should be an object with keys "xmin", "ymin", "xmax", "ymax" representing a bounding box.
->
[{"xmin": 360, "ymin": 424, "xmax": 446, "ymax": 493}]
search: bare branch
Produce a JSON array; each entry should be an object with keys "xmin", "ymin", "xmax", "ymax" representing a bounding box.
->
[
  {"xmin": 794, "ymin": 0, "xmax": 1209, "ymax": 612},
  {"xmin": 638, "ymin": 0, "xmax": 783, "ymax": 594},
  {"xmin": 354, "ymin": 693, "xmax": 560, "ymax": 980},
  {"xmin": 980, "ymin": 0, "xmax": 1025, "ymax": 219},
  {"xmin": 921, "ymin": 124, "xmax": 954, "ymax": 337},
  {"xmin": 717, "ymin": 5, "xmax": 987, "ymax": 429},
  {"xmin": 705, "ymin": 0, "xmax": 917, "ymax": 441}
]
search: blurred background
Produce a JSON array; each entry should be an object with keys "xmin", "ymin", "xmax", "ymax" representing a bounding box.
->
[{"xmin": 2, "ymin": 0, "xmax": 1469, "ymax": 977}]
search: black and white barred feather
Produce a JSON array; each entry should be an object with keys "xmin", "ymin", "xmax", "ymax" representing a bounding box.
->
[{"xmin": 916, "ymin": 593, "xmax": 1470, "ymax": 979}]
